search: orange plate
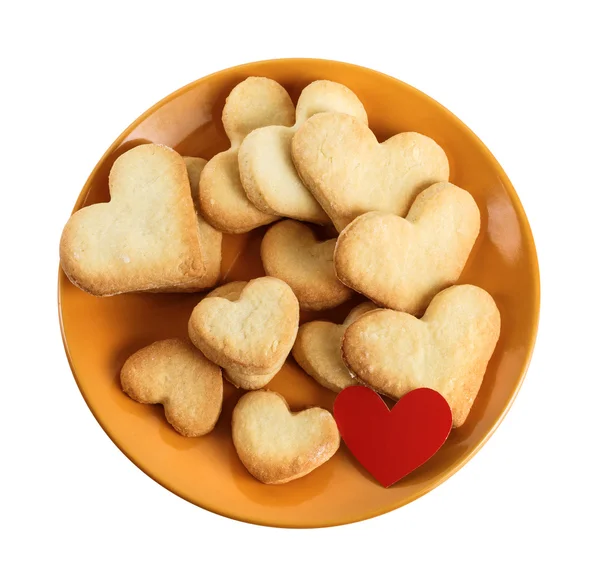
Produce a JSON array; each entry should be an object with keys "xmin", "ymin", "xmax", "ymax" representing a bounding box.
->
[{"xmin": 58, "ymin": 58, "xmax": 540, "ymax": 528}]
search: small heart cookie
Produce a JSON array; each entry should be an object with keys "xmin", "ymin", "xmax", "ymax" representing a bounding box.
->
[
  {"xmin": 232, "ymin": 390, "xmax": 340, "ymax": 484},
  {"xmin": 199, "ymin": 77, "xmax": 295, "ymax": 233},
  {"xmin": 188, "ymin": 277, "xmax": 300, "ymax": 389},
  {"xmin": 293, "ymin": 302, "xmax": 376, "ymax": 392},
  {"xmin": 151, "ymin": 156, "xmax": 222, "ymax": 292},
  {"xmin": 203, "ymin": 281, "xmax": 280, "ymax": 389},
  {"xmin": 261, "ymin": 220, "xmax": 353, "ymax": 311},
  {"xmin": 120, "ymin": 338, "xmax": 223, "ymax": 437},
  {"xmin": 335, "ymin": 182, "xmax": 481, "ymax": 315},
  {"xmin": 342, "ymin": 285, "xmax": 501, "ymax": 427},
  {"xmin": 60, "ymin": 144, "xmax": 205, "ymax": 295},
  {"xmin": 292, "ymin": 112, "xmax": 450, "ymax": 231},
  {"xmin": 239, "ymin": 80, "xmax": 367, "ymax": 223}
]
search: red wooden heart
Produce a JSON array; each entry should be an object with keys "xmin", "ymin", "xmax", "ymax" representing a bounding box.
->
[{"xmin": 334, "ymin": 386, "xmax": 452, "ymax": 487}]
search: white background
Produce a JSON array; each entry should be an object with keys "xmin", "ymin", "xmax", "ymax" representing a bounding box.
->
[{"xmin": 2, "ymin": 1, "xmax": 598, "ymax": 583}]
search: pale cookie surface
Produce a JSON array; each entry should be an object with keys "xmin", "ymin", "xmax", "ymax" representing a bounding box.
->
[
  {"xmin": 60, "ymin": 144, "xmax": 205, "ymax": 295},
  {"xmin": 205, "ymin": 281, "xmax": 278, "ymax": 388},
  {"xmin": 261, "ymin": 220, "xmax": 353, "ymax": 311},
  {"xmin": 342, "ymin": 285, "xmax": 501, "ymax": 427},
  {"xmin": 292, "ymin": 112, "xmax": 450, "ymax": 231},
  {"xmin": 239, "ymin": 80, "xmax": 367, "ymax": 223},
  {"xmin": 199, "ymin": 77, "xmax": 295, "ymax": 233},
  {"xmin": 222, "ymin": 364, "xmax": 281, "ymax": 391},
  {"xmin": 188, "ymin": 277, "xmax": 300, "ymax": 389},
  {"xmin": 335, "ymin": 182, "xmax": 481, "ymax": 315},
  {"xmin": 232, "ymin": 390, "xmax": 340, "ymax": 484},
  {"xmin": 205, "ymin": 280, "xmax": 247, "ymax": 300},
  {"xmin": 293, "ymin": 302, "xmax": 376, "ymax": 392},
  {"xmin": 153, "ymin": 157, "xmax": 222, "ymax": 292},
  {"xmin": 120, "ymin": 338, "xmax": 223, "ymax": 437}
]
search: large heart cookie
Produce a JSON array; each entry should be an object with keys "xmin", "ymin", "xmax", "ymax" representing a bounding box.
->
[
  {"xmin": 335, "ymin": 182, "xmax": 480, "ymax": 315},
  {"xmin": 292, "ymin": 112, "xmax": 450, "ymax": 231},
  {"xmin": 199, "ymin": 77, "xmax": 295, "ymax": 233},
  {"xmin": 188, "ymin": 277, "xmax": 300, "ymax": 389},
  {"xmin": 261, "ymin": 219, "xmax": 353, "ymax": 311},
  {"xmin": 120, "ymin": 338, "xmax": 223, "ymax": 437},
  {"xmin": 239, "ymin": 80, "xmax": 367, "ymax": 223},
  {"xmin": 232, "ymin": 390, "xmax": 340, "ymax": 484},
  {"xmin": 151, "ymin": 156, "xmax": 222, "ymax": 292},
  {"xmin": 342, "ymin": 285, "xmax": 501, "ymax": 427},
  {"xmin": 60, "ymin": 144, "xmax": 205, "ymax": 295},
  {"xmin": 293, "ymin": 302, "xmax": 376, "ymax": 392}
]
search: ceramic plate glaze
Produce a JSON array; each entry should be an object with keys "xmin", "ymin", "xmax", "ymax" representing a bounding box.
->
[{"xmin": 58, "ymin": 58, "xmax": 540, "ymax": 528}]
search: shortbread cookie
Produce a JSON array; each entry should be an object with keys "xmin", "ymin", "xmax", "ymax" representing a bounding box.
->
[
  {"xmin": 199, "ymin": 77, "xmax": 295, "ymax": 233},
  {"xmin": 239, "ymin": 80, "xmax": 367, "ymax": 223},
  {"xmin": 152, "ymin": 157, "xmax": 222, "ymax": 292},
  {"xmin": 342, "ymin": 285, "xmax": 501, "ymax": 427},
  {"xmin": 205, "ymin": 281, "xmax": 278, "ymax": 388},
  {"xmin": 335, "ymin": 182, "xmax": 480, "ymax": 315},
  {"xmin": 261, "ymin": 220, "xmax": 352, "ymax": 311},
  {"xmin": 60, "ymin": 144, "xmax": 205, "ymax": 295},
  {"xmin": 120, "ymin": 338, "xmax": 223, "ymax": 437},
  {"xmin": 293, "ymin": 302, "xmax": 376, "ymax": 392},
  {"xmin": 232, "ymin": 390, "xmax": 340, "ymax": 484},
  {"xmin": 292, "ymin": 112, "xmax": 450, "ymax": 231},
  {"xmin": 188, "ymin": 277, "xmax": 300, "ymax": 389}
]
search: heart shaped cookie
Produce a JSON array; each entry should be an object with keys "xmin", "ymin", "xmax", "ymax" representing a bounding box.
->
[
  {"xmin": 232, "ymin": 390, "xmax": 340, "ymax": 484},
  {"xmin": 261, "ymin": 219, "xmax": 353, "ymax": 311},
  {"xmin": 199, "ymin": 77, "xmax": 295, "ymax": 233},
  {"xmin": 188, "ymin": 277, "xmax": 300, "ymax": 389},
  {"xmin": 335, "ymin": 182, "xmax": 481, "ymax": 314},
  {"xmin": 120, "ymin": 338, "xmax": 223, "ymax": 437},
  {"xmin": 202, "ymin": 281, "xmax": 281, "ymax": 389},
  {"xmin": 151, "ymin": 156, "xmax": 222, "ymax": 292},
  {"xmin": 292, "ymin": 112, "xmax": 450, "ymax": 231},
  {"xmin": 239, "ymin": 80, "xmax": 367, "ymax": 223},
  {"xmin": 293, "ymin": 302, "xmax": 376, "ymax": 392},
  {"xmin": 342, "ymin": 285, "xmax": 501, "ymax": 427},
  {"xmin": 60, "ymin": 144, "xmax": 205, "ymax": 295}
]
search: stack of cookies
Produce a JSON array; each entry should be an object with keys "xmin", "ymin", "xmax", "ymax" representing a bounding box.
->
[{"xmin": 60, "ymin": 76, "xmax": 500, "ymax": 485}]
